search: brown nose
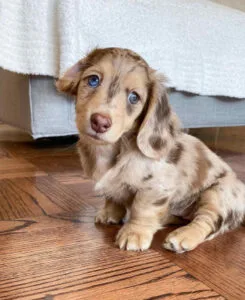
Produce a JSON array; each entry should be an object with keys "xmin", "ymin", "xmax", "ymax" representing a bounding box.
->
[{"xmin": 90, "ymin": 113, "xmax": 112, "ymax": 133}]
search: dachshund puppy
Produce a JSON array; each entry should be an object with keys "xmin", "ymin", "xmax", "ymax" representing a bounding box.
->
[{"xmin": 56, "ymin": 47, "xmax": 245, "ymax": 253}]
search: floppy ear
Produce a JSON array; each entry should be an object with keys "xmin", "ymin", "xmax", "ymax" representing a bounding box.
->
[
  {"xmin": 137, "ymin": 73, "xmax": 179, "ymax": 160},
  {"xmin": 56, "ymin": 60, "xmax": 84, "ymax": 95}
]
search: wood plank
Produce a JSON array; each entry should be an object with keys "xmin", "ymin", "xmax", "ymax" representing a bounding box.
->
[
  {"xmin": 28, "ymin": 155, "xmax": 82, "ymax": 174},
  {"xmin": 0, "ymin": 158, "xmax": 46, "ymax": 180},
  {"xmin": 0, "ymin": 176, "xmax": 95, "ymax": 221},
  {"xmin": 0, "ymin": 178, "xmax": 63, "ymax": 220},
  {"xmin": 28, "ymin": 154, "xmax": 85, "ymax": 184},
  {"xmin": 0, "ymin": 147, "xmax": 10, "ymax": 159},
  {"xmin": 153, "ymin": 226, "xmax": 245, "ymax": 300},
  {"xmin": 64, "ymin": 181, "xmax": 104, "ymax": 208},
  {"xmin": 28, "ymin": 155, "xmax": 103, "ymax": 207},
  {"xmin": 0, "ymin": 216, "xmax": 223, "ymax": 300},
  {"xmin": 0, "ymin": 179, "xmax": 47, "ymax": 220},
  {"xmin": 25, "ymin": 176, "xmax": 95, "ymax": 213}
]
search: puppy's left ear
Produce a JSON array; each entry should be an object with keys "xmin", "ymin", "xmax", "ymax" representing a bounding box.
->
[
  {"xmin": 137, "ymin": 73, "xmax": 179, "ymax": 160},
  {"xmin": 56, "ymin": 60, "xmax": 83, "ymax": 95}
]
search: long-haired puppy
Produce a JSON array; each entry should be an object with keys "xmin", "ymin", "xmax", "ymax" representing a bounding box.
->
[{"xmin": 57, "ymin": 48, "xmax": 245, "ymax": 253}]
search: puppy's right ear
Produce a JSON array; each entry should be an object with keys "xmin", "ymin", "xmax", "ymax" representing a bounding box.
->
[
  {"xmin": 56, "ymin": 60, "xmax": 83, "ymax": 95},
  {"xmin": 136, "ymin": 73, "xmax": 179, "ymax": 160}
]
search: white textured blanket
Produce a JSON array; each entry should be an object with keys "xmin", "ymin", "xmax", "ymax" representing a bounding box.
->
[{"xmin": 0, "ymin": 0, "xmax": 245, "ymax": 98}]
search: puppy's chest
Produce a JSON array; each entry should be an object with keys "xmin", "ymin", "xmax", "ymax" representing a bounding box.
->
[
  {"xmin": 97, "ymin": 152, "xmax": 178, "ymax": 202},
  {"xmin": 78, "ymin": 142, "xmax": 118, "ymax": 181},
  {"xmin": 93, "ymin": 155, "xmax": 114, "ymax": 181},
  {"xmin": 98, "ymin": 156, "xmax": 141, "ymax": 202}
]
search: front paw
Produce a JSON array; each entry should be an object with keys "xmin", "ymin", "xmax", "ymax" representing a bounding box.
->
[
  {"xmin": 116, "ymin": 223, "xmax": 153, "ymax": 251},
  {"xmin": 163, "ymin": 225, "xmax": 206, "ymax": 253},
  {"xmin": 95, "ymin": 208, "xmax": 122, "ymax": 225}
]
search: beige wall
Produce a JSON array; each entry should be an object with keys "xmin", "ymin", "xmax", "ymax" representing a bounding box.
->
[
  {"xmin": 191, "ymin": 127, "xmax": 245, "ymax": 153},
  {"xmin": 211, "ymin": 0, "xmax": 245, "ymax": 12}
]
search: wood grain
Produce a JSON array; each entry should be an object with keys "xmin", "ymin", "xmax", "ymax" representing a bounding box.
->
[
  {"xmin": 28, "ymin": 154, "xmax": 87, "ymax": 186},
  {"xmin": 26, "ymin": 176, "xmax": 95, "ymax": 213},
  {"xmin": 0, "ymin": 216, "xmax": 223, "ymax": 300},
  {"xmin": 0, "ymin": 176, "xmax": 95, "ymax": 221},
  {"xmin": 0, "ymin": 178, "xmax": 64, "ymax": 220},
  {"xmin": 64, "ymin": 181, "xmax": 104, "ymax": 208},
  {"xmin": 0, "ymin": 158, "xmax": 46, "ymax": 180},
  {"xmin": 0, "ymin": 147, "xmax": 10, "ymax": 159},
  {"xmin": 153, "ymin": 227, "xmax": 245, "ymax": 300}
]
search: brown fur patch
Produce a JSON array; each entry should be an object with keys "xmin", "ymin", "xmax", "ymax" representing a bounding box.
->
[
  {"xmin": 169, "ymin": 123, "xmax": 174, "ymax": 137},
  {"xmin": 149, "ymin": 136, "xmax": 166, "ymax": 150},
  {"xmin": 232, "ymin": 189, "xmax": 238, "ymax": 198},
  {"xmin": 127, "ymin": 64, "xmax": 140, "ymax": 74},
  {"xmin": 209, "ymin": 171, "xmax": 228, "ymax": 189},
  {"xmin": 155, "ymin": 93, "xmax": 170, "ymax": 122},
  {"xmin": 196, "ymin": 189, "xmax": 224, "ymax": 235},
  {"xmin": 85, "ymin": 48, "xmax": 149, "ymax": 71},
  {"xmin": 182, "ymin": 171, "xmax": 188, "ymax": 177},
  {"xmin": 170, "ymin": 195, "xmax": 197, "ymax": 217},
  {"xmin": 142, "ymin": 174, "xmax": 153, "ymax": 181},
  {"xmin": 125, "ymin": 51, "xmax": 147, "ymax": 64},
  {"xmin": 219, "ymin": 170, "xmax": 227, "ymax": 178},
  {"xmin": 225, "ymin": 211, "xmax": 240, "ymax": 229},
  {"xmin": 202, "ymin": 213, "xmax": 223, "ymax": 238},
  {"xmin": 108, "ymin": 74, "xmax": 120, "ymax": 100},
  {"xmin": 84, "ymin": 48, "xmax": 115, "ymax": 66},
  {"xmin": 167, "ymin": 142, "xmax": 184, "ymax": 164},
  {"xmin": 191, "ymin": 143, "xmax": 211, "ymax": 190},
  {"xmin": 207, "ymin": 159, "xmax": 213, "ymax": 168},
  {"xmin": 214, "ymin": 215, "xmax": 224, "ymax": 231},
  {"xmin": 209, "ymin": 182, "xmax": 219, "ymax": 189},
  {"xmin": 154, "ymin": 197, "xmax": 168, "ymax": 206}
]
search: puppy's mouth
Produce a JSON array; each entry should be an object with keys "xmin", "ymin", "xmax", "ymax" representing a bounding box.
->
[{"xmin": 82, "ymin": 132, "xmax": 109, "ymax": 144}]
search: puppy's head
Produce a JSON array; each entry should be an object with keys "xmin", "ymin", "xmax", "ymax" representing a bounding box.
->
[{"xmin": 56, "ymin": 47, "xmax": 179, "ymax": 159}]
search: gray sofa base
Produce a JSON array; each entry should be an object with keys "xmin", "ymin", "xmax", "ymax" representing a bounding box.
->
[{"xmin": 0, "ymin": 69, "xmax": 244, "ymax": 139}]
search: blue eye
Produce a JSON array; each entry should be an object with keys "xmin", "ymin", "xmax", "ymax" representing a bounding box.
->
[
  {"xmin": 128, "ymin": 92, "xmax": 139, "ymax": 104},
  {"xmin": 88, "ymin": 75, "xmax": 100, "ymax": 88}
]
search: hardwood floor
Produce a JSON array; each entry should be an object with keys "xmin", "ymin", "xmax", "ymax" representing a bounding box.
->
[{"xmin": 0, "ymin": 129, "xmax": 244, "ymax": 299}]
